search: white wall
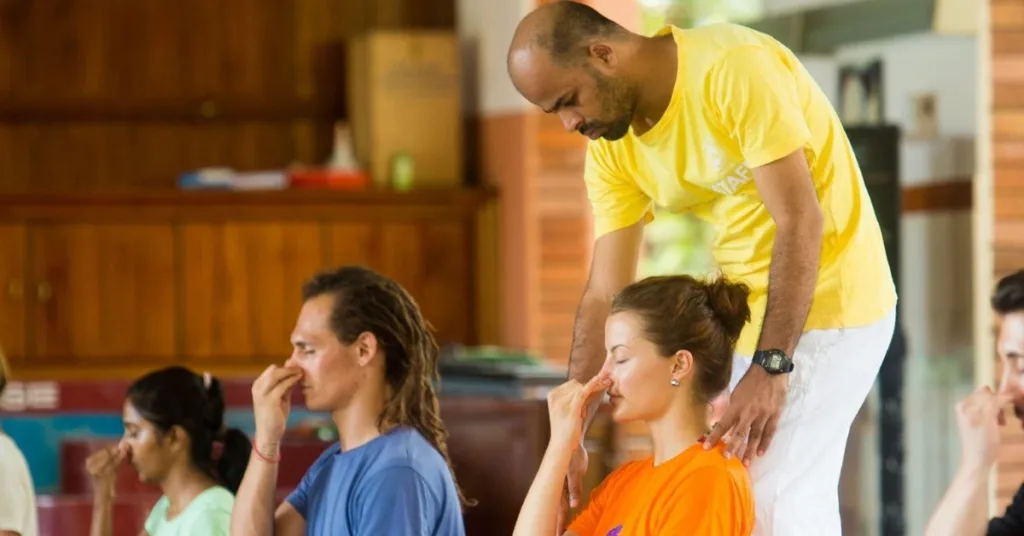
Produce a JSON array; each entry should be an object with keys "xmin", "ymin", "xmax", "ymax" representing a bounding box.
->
[
  {"xmin": 456, "ymin": 0, "xmax": 533, "ymax": 115},
  {"xmin": 801, "ymin": 32, "xmax": 978, "ymax": 536},
  {"xmin": 800, "ymin": 54, "xmax": 839, "ymax": 101},
  {"xmin": 835, "ymin": 34, "xmax": 976, "ymax": 136}
]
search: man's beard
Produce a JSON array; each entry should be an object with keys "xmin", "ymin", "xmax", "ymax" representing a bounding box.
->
[
  {"xmin": 598, "ymin": 117, "xmax": 633, "ymax": 141},
  {"xmin": 586, "ymin": 72, "xmax": 637, "ymax": 141}
]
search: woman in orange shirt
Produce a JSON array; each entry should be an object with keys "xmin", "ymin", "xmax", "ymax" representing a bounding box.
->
[{"xmin": 514, "ymin": 275, "xmax": 756, "ymax": 536}]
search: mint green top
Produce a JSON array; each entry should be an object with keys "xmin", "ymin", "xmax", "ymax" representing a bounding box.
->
[{"xmin": 144, "ymin": 486, "xmax": 233, "ymax": 536}]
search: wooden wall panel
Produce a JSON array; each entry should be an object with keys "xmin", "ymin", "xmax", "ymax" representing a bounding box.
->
[
  {"xmin": 0, "ymin": 0, "xmax": 454, "ymax": 192},
  {"xmin": 324, "ymin": 220, "xmax": 474, "ymax": 346},
  {"xmin": 0, "ymin": 122, "xmax": 327, "ymax": 192},
  {"xmin": 991, "ymin": 0, "xmax": 1024, "ymax": 509},
  {"xmin": 181, "ymin": 222, "xmax": 326, "ymax": 363},
  {"xmin": 534, "ymin": 114, "xmax": 591, "ymax": 363}
]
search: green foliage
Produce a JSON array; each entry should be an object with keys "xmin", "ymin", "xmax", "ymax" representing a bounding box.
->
[
  {"xmin": 639, "ymin": 210, "xmax": 717, "ymax": 278},
  {"xmin": 638, "ymin": 0, "xmax": 764, "ymax": 35}
]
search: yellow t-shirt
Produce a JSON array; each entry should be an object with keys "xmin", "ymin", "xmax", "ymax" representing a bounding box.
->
[{"xmin": 585, "ymin": 23, "xmax": 897, "ymax": 356}]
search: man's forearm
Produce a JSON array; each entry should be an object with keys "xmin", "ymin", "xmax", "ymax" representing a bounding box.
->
[
  {"xmin": 230, "ymin": 444, "xmax": 280, "ymax": 536},
  {"xmin": 924, "ymin": 463, "xmax": 990, "ymax": 536},
  {"xmin": 568, "ymin": 290, "xmax": 613, "ymax": 431},
  {"xmin": 756, "ymin": 218, "xmax": 822, "ymax": 356},
  {"xmin": 567, "ymin": 291, "xmax": 612, "ymax": 382}
]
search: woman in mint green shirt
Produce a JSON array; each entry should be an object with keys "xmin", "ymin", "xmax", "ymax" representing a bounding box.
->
[{"xmin": 85, "ymin": 366, "xmax": 251, "ymax": 536}]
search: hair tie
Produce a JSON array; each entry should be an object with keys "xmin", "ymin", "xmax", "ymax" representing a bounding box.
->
[
  {"xmin": 211, "ymin": 440, "xmax": 224, "ymax": 462},
  {"xmin": 202, "ymin": 371, "xmax": 212, "ymax": 389}
]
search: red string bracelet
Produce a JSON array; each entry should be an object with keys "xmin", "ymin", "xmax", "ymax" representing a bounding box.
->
[{"xmin": 251, "ymin": 437, "xmax": 281, "ymax": 464}]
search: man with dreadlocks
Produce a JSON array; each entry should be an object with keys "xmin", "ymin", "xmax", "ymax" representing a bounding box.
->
[{"xmin": 230, "ymin": 265, "xmax": 468, "ymax": 536}]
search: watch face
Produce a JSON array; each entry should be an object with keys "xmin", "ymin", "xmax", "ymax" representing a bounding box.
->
[{"xmin": 770, "ymin": 354, "xmax": 781, "ymax": 369}]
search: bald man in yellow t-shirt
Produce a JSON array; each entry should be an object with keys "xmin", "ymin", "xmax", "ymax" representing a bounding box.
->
[{"xmin": 508, "ymin": 3, "xmax": 897, "ymax": 536}]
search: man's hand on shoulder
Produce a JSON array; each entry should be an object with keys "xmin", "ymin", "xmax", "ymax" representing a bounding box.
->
[{"xmin": 704, "ymin": 365, "xmax": 786, "ymax": 465}]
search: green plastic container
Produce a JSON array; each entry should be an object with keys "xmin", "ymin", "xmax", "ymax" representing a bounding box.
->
[{"xmin": 391, "ymin": 152, "xmax": 416, "ymax": 191}]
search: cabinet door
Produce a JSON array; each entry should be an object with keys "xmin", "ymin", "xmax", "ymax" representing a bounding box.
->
[
  {"xmin": 440, "ymin": 398, "xmax": 548, "ymax": 536},
  {"xmin": 0, "ymin": 225, "xmax": 27, "ymax": 363},
  {"xmin": 31, "ymin": 224, "xmax": 177, "ymax": 363},
  {"xmin": 180, "ymin": 222, "xmax": 324, "ymax": 364},
  {"xmin": 325, "ymin": 221, "xmax": 472, "ymax": 346}
]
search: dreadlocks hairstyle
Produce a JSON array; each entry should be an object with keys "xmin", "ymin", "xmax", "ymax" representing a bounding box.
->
[{"xmin": 301, "ymin": 265, "xmax": 473, "ymax": 508}]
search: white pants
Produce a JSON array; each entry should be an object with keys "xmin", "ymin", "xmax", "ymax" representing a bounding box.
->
[{"xmin": 727, "ymin": 308, "xmax": 896, "ymax": 536}]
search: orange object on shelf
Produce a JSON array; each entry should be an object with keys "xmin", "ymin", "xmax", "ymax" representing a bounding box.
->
[{"xmin": 288, "ymin": 168, "xmax": 369, "ymax": 190}]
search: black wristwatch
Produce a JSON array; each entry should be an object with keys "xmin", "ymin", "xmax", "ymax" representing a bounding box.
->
[{"xmin": 752, "ymin": 349, "xmax": 794, "ymax": 375}]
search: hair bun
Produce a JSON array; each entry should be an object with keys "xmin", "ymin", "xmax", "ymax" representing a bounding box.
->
[{"xmin": 704, "ymin": 278, "xmax": 752, "ymax": 342}]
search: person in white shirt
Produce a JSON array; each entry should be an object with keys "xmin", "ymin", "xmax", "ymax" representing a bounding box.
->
[{"xmin": 0, "ymin": 347, "xmax": 39, "ymax": 536}]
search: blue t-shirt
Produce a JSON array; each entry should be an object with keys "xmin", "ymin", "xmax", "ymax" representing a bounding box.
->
[{"xmin": 286, "ymin": 426, "xmax": 465, "ymax": 536}]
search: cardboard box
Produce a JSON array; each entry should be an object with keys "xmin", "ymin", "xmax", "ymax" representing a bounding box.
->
[{"xmin": 347, "ymin": 30, "xmax": 463, "ymax": 188}]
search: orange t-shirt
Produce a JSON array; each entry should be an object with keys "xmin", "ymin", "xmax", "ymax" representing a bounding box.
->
[{"xmin": 567, "ymin": 443, "xmax": 754, "ymax": 536}]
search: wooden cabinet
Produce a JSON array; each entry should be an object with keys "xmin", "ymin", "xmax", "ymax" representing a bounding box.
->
[
  {"xmin": 31, "ymin": 224, "xmax": 177, "ymax": 363},
  {"xmin": 0, "ymin": 224, "xmax": 27, "ymax": 363},
  {"xmin": 180, "ymin": 222, "xmax": 326, "ymax": 362},
  {"xmin": 0, "ymin": 189, "xmax": 492, "ymax": 378},
  {"xmin": 441, "ymin": 398, "xmax": 549, "ymax": 535},
  {"xmin": 439, "ymin": 396, "xmax": 614, "ymax": 536}
]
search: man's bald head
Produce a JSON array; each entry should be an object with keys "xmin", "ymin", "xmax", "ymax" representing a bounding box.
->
[
  {"xmin": 509, "ymin": 1, "xmax": 628, "ymax": 67},
  {"xmin": 508, "ymin": 2, "xmax": 640, "ymax": 142}
]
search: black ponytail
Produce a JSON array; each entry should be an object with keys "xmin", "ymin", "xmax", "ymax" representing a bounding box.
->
[
  {"xmin": 201, "ymin": 375, "xmax": 251, "ymax": 493},
  {"xmin": 127, "ymin": 366, "xmax": 252, "ymax": 493}
]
